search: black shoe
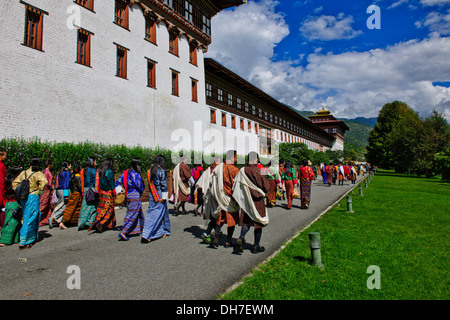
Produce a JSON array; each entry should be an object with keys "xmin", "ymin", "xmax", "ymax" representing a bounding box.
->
[
  {"xmin": 210, "ymin": 230, "xmax": 219, "ymax": 248},
  {"xmin": 251, "ymin": 245, "xmax": 265, "ymax": 254},
  {"xmin": 236, "ymin": 237, "xmax": 245, "ymax": 254}
]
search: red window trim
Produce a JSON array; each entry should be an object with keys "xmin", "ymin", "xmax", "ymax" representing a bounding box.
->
[
  {"xmin": 76, "ymin": 29, "xmax": 93, "ymax": 67},
  {"xmin": 191, "ymin": 78, "xmax": 198, "ymax": 102},
  {"xmin": 115, "ymin": 44, "xmax": 129, "ymax": 79},
  {"xmin": 74, "ymin": 0, "xmax": 94, "ymax": 12},
  {"xmin": 171, "ymin": 69, "xmax": 179, "ymax": 96},
  {"xmin": 23, "ymin": 5, "xmax": 46, "ymax": 51},
  {"xmin": 147, "ymin": 59, "xmax": 157, "ymax": 88},
  {"xmin": 114, "ymin": 0, "xmax": 129, "ymax": 30}
]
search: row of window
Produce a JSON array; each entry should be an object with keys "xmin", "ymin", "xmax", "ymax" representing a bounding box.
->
[
  {"xmin": 75, "ymin": 0, "xmax": 211, "ymax": 36},
  {"xmin": 23, "ymin": 2, "xmax": 198, "ymax": 66},
  {"xmin": 209, "ymin": 109, "xmax": 320, "ymax": 147},
  {"xmin": 206, "ymin": 82, "xmax": 328, "ymax": 146},
  {"xmin": 22, "ymin": 2, "xmax": 199, "ymax": 101}
]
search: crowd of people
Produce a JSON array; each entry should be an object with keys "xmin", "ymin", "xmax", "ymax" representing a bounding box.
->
[{"xmin": 0, "ymin": 150, "xmax": 369, "ymax": 253}]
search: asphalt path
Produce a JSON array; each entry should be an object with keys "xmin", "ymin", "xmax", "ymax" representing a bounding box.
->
[{"xmin": 0, "ymin": 175, "xmax": 363, "ymax": 300}]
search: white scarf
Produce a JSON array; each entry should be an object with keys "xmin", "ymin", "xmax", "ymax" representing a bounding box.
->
[
  {"xmin": 232, "ymin": 167, "xmax": 269, "ymax": 227},
  {"xmin": 204, "ymin": 163, "xmax": 240, "ymax": 219},
  {"xmin": 173, "ymin": 163, "xmax": 190, "ymax": 205}
]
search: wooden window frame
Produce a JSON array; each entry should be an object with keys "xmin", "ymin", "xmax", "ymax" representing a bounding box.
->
[
  {"xmin": 23, "ymin": 5, "xmax": 46, "ymax": 51},
  {"xmin": 147, "ymin": 59, "xmax": 157, "ymax": 89},
  {"xmin": 171, "ymin": 69, "xmax": 179, "ymax": 96},
  {"xmin": 221, "ymin": 112, "xmax": 227, "ymax": 127},
  {"xmin": 169, "ymin": 31, "xmax": 179, "ymax": 56},
  {"xmin": 76, "ymin": 29, "xmax": 92, "ymax": 67},
  {"xmin": 210, "ymin": 109, "xmax": 216, "ymax": 124},
  {"xmin": 145, "ymin": 17, "xmax": 157, "ymax": 44},
  {"xmin": 189, "ymin": 43, "xmax": 197, "ymax": 65},
  {"xmin": 114, "ymin": 0, "xmax": 129, "ymax": 30},
  {"xmin": 116, "ymin": 44, "xmax": 128, "ymax": 79},
  {"xmin": 191, "ymin": 78, "xmax": 198, "ymax": 102},
  {"xmin": 231, "ymin": 115, "xmax": 236, "ymax": 129},
  {"xmin": 240, "ymin": 119, "xmax": 244, "ymax": 131},
  {"xmin": 74, "ymin": 0, "xmax": 94, "ymax": 11}
]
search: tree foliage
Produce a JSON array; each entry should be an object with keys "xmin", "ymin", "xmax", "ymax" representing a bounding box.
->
[{"xmin": 365, "ymin": 101, "xmax": 450, "ymax": 179}]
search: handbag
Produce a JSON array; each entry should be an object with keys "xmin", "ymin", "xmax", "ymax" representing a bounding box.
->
[
  {"xmin": 85, "ymin": 187, "xmax": 97, "ymax": 202},
  {"xmin": 114, "ymin": 170, "xmax": 128, "ymax": 206},
  {"xmin": 292, "ymin": 188, "xmax": 300, "ymax": 199}
]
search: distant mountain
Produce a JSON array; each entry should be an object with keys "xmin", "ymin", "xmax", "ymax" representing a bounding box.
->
[{"xmin": 346, "ymin": 117, "xmax": 377, "ymax": 127}]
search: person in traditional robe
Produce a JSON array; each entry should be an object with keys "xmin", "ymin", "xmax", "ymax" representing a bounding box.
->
[
  {"xmin": 265, "ymin": 160, "xmax": 280, "ymax": 207},
  {"xmin": 209, "ymin": 150, "xmax": 241, "ymax": 248},
  {"xmin": 337, "ymin": 164, "xmax": 345, "ymax": 186},
  {"xmin": 278, "ymin": 159, "xmax": 286, "ymax": 200},
  {"xmin": 142, "ymin": 155, "xmax": 171, "ymax": 243},
  {"xmin": 326, "ymin": 164, "xmax": 333, "ymax": 186},
  {"xmin": 281, "ymin": 161, "xmax": 297, "ymax": 209},
  {"xmin": 199, "ymin": 156, "xmax": 221, "ymax": 244},
  {"xmin": 321, "ymin": 163, "xmax": 327, "ymax": 184},
  {"xmin": 0, "ymin": 166, "xmax": 22, "ymax": 247},
  {"xmin": 233, "ymin": 152, "xmax": 271, "ymax": 254},
  {"xmin": 78, "ymin": 157, "xmax": 99, "ymax": 230},
  {"xmin": 173, "ymin": 155, "xmax": 194, "ymax": 215},
  {"xmin": 0, "ymin": 151, "xmax": 7, "ymax": 229},
  {"xmin": 349, "ymin": 165, "xmax": 357, "ymax": 185},
  {"xmin": 203, "ymin": 151, "xmax": 240, "ymax": 248},
  {"xmin": 12, "ymin": 158, "xmax": 48, "ymax": 249},
  {"xmin": 60, "ymin": 165, "xmax": 83, "ymax": 229},
  {"xmin": 297, "ymin": 159, "xmax": 315, "ymax": 209},
  {"xmin": 50, "ymin": 162, "xmax": 71, "ymax": 227},
  {"xmin": 39, "ymin": 159, "xmax": 54, "ymax": 227},
  {"xmin": 91, "ymin": 158, "xmax": 116, "ymax": 233},
  {"xmin": 116, "ymin": 158, "xmax": 145, "ymax": 240}
]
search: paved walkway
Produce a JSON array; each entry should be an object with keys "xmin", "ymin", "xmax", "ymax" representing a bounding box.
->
[{"xmin": 0, "ymin": 175, "xmax": 363, "ymax": 300}]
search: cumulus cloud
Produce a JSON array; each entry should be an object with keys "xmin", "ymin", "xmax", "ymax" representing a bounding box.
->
[
  {"xmin": 206, "ymin": 0, "xmax": 450, "ymax": 121},
  {"xmin": 299, "ymin": 13, "xmax": 363, "ymax": 41}
]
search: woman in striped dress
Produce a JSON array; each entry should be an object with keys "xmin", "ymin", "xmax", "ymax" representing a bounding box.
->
[{"xmin": 116, "ymin": 158, "xmax": 145, "ymax": 241}]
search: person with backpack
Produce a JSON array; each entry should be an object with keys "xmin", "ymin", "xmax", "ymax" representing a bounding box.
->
[
  {"xmin": 78, "ymin": 157, "xmax": 98, "ymax": 230},
  {"xmin": 11, "ymin": 157, "xmax": 48, "ymax": 250}
]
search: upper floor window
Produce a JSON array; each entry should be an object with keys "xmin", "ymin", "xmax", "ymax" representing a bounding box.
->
[
  {"xmin": 115, "ymin": 0, "xmax": 129, "ymax": 29},
  {"xmin": 171, "ymin": 69, "xmax": 179, "ymax": 96},
  {"xmin": 75, "ymin": 0, "xmax": 94, "ymax": 11},
  {"xmin": 206, "ymin": 83, "xmax": 212, "ymax": 97},
  {"xmin": 217, "ymin": 89, "xmax": 223, "ymax": 102},
  {"xmin": 116, "ymin": 44, "xmax": 128, "ymax": 79},
  {"xmin": 76, "ymin": 29, "xmax": 92, "ymax": 67},
  {"xmin": 169, "ymin": 31, "xmax": 179, "ymax": 56},
  {"xmin": 185, "ymin": 1, "xmax": 193, "ymax": 23},
  {"xmin": 202, "ymin": 15, "xmax": 211, "ymax": 36},
  {"xmin": 189, "ymin": 43, "xmax": 197, "ymax": 65},
  {"xmin": 23, "ymin": 5, "xmax": 46, "ymax": 51},
  {"xmin": 145, "ymin": 17, "xmax": 157, "ymax": 44}
]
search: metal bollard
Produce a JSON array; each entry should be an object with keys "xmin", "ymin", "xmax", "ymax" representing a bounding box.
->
[
  {"xmin": 346, "ymin": 195, "xmax": 354, "ymax": 213},
  {"xmin": 309, "ymin": 232, "xmax": 323, "ymax": 268},
  {"xmin": 358, "ymin": 184, "xmax": 364, "ymax": 196}
]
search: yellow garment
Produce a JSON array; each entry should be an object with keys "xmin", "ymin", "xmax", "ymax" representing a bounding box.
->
[{"xmin": 12, "ymin": 167, "xmax": 48, "ymax": 195}]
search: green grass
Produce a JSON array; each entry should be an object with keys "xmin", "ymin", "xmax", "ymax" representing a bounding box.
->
[{"xmin": 220, "ymin": 170, "xmax": 450, "ymax": 300}]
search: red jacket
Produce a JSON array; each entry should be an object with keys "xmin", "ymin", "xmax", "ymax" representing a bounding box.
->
[{"xmin": 0, "ymin": 161, "xmax": 6, "ymax": 208}]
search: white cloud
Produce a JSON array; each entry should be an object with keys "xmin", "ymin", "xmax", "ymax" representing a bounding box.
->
[
  {"xmin": 299, "ymin": 13, "xmax": 363, "ymax": 41},
  {"xmin": 207, "ymin": 0, "xmax": 450, "ymax": 121},
  {"xmin": 416, "ymin": 9, "xmax": 450, "ymax": 35},
  {"xmin": 420, "ymin": 0, "xmax": 450, "ymax": 6}
]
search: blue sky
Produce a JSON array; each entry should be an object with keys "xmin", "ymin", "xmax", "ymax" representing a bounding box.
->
[{"xmin": 206, "ymin": 0, "xmax": 450, "ymax": 120}]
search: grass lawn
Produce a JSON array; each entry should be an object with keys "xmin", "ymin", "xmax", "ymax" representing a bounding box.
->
[{"xmin": 220, "ymin": 170, "xmax": 449, "ymax": 300}]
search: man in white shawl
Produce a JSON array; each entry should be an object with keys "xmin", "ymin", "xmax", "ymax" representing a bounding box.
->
[
  {"xmin": 203, "ymin": 150, "xmax": 240, "ymax": 248},
  {"xmin": 233, "ymin": 152, "xmax": 271, "ymax": 254},
  {"xmin": 197, "ymin": 156, "xmax": 221, "ymax": 244}
]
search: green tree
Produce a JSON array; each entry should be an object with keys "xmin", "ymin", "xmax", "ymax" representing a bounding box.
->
[{"xmin": 366, "ymin": 101, "xmax": 411, "ymax": 168}]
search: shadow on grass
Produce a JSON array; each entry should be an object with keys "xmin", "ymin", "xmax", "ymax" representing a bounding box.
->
[{"xmin": 294, "ymin": 255, "xmax": 313, "ymax": 266}]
